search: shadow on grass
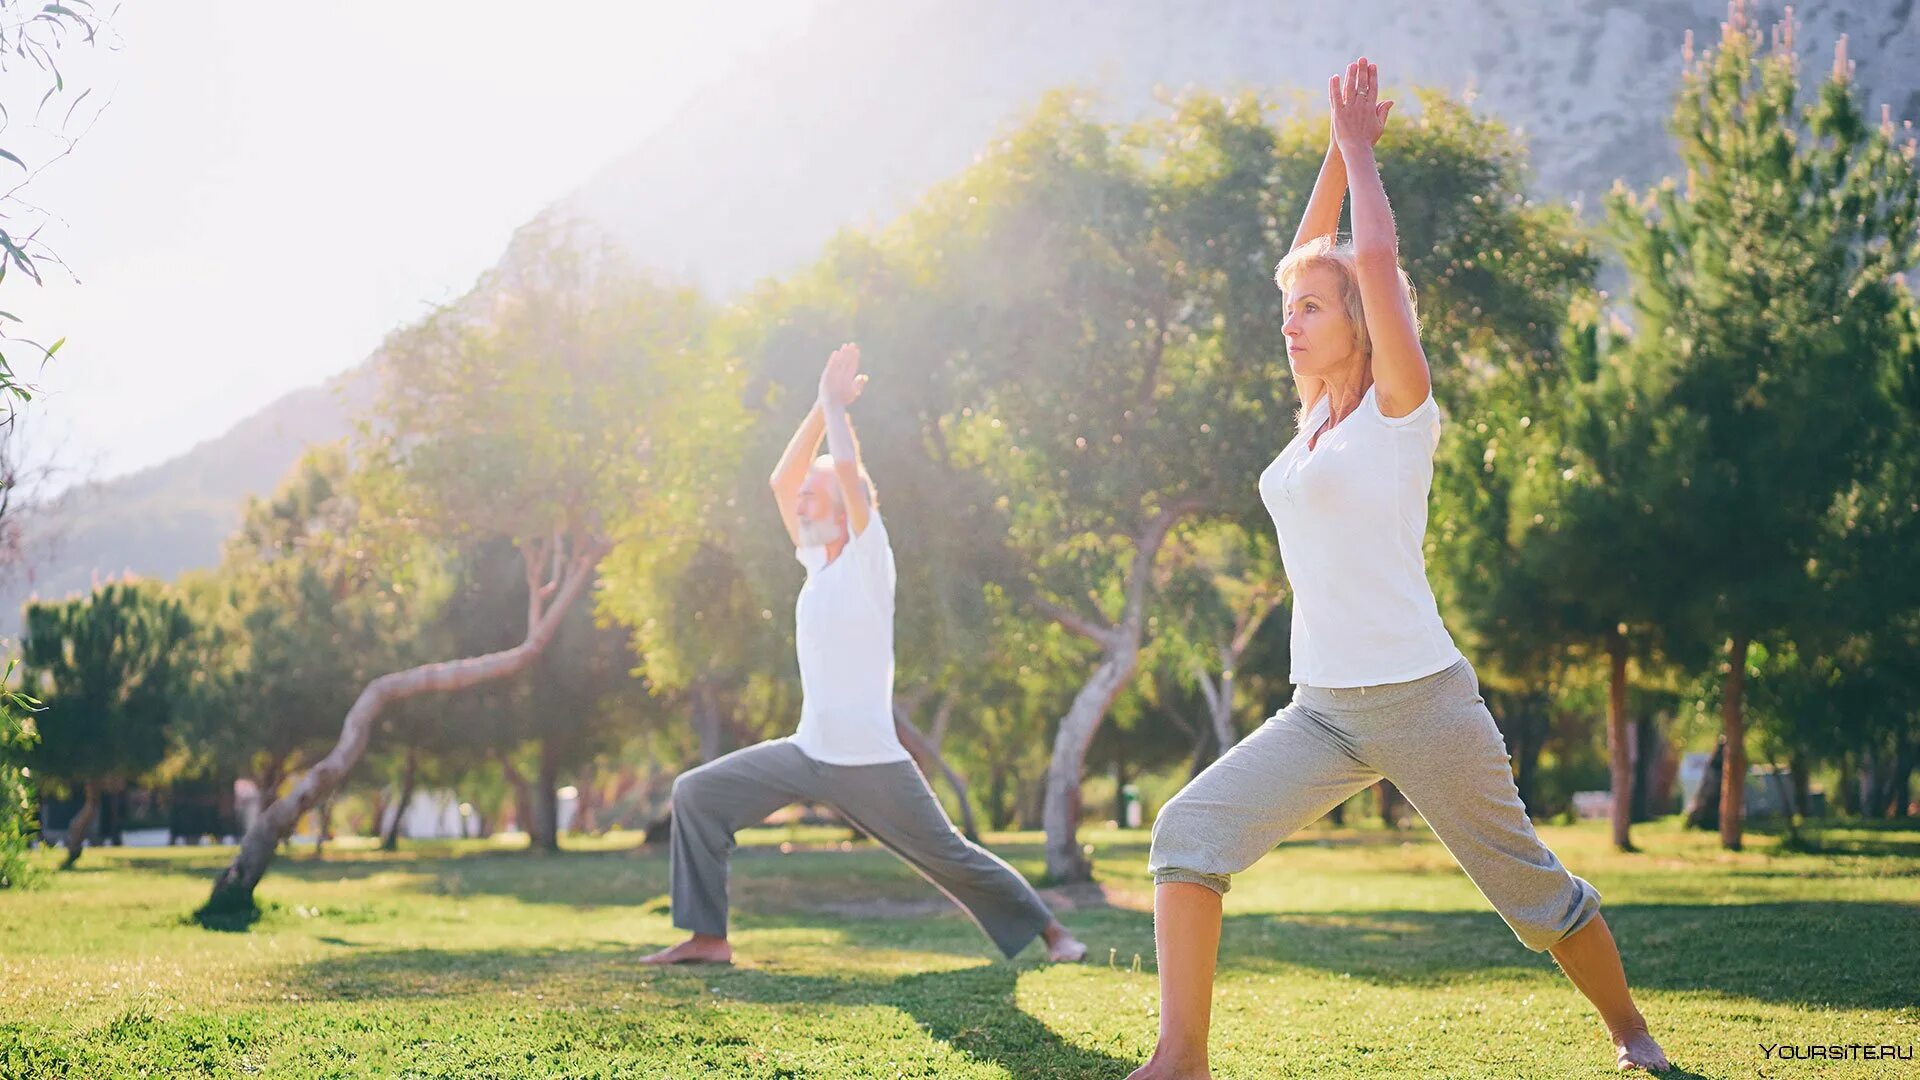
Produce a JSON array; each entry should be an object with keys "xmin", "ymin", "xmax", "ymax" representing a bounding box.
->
[
  {"xmin": 290, "ymin": 944, "xmax": 1136, "ymax": 1079},
  {"xmin": 269, "ymin": 893, "xmax": 1915, "ymax": 1077}
]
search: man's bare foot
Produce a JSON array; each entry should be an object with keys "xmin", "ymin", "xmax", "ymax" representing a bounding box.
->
[
  {"xmin": 1615, "ymin": 1027, "xmax": 1670, "ymax": 1072},
  {"xmin": 1041, "ymin": 921, "xmax": 1087, "ymax": 963},
  {"xmin": 1124, "ymin": 1051, "xmax": 1210, "ymax": 1080},
  {"xmin": 638, "ymin": 933, "xmax": 733, "ymax": 965}
]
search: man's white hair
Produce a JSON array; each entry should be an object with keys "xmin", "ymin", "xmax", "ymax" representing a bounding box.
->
[{"xmin": 812, "ymin": 454, "xmax": 879, "ymax": 508}]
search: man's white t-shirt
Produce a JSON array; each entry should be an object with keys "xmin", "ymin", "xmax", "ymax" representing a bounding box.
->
[{"xmin": 789, "ymin": 509, "xmax": 910, "ymax": 765}]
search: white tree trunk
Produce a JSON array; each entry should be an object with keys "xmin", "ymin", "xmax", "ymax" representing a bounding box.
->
[
  {"xmin": 1038, "ymin": 503, "xmax": 1191, "ymax": 883},
  {"xmin": 1042, "ymin": 639, "xmax": 1144, "ymax": 881}
]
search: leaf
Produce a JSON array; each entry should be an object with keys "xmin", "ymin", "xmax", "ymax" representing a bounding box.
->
[
  {"xmin": 62, "ymin": 87, "xmax": 91, "ymax": 130},
  {"xmin": 0, "ymin": 148, "xmax": 26, "ymax": 171},
  {"xmin": 45, "ymin": 337, "xmax": 64, "ymax": 356}
]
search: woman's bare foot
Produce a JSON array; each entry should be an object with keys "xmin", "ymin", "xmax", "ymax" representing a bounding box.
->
[
  {"xmin": 1041, "ymin": 921, "xmax": 1087, "ymax": 963},
  {"xmin": 638, "ymin": 933, "xmax": 733, "ymax": 965},
  {"xmin": 1615, "ymin": 1026, "xmax": 1670, "ymax": 1072}
]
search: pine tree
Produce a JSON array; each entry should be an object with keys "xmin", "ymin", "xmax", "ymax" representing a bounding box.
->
[{"xmin": 1607, "ymin": 4, "xmax": 1920, "ymax": 848}]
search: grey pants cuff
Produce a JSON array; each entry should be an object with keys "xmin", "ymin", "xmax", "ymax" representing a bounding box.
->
[{"xmin": 1153, "ymin": 867, "xmax": 1231, "ymax": 895}]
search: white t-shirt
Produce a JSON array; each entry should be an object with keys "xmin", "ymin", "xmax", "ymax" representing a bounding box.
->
[
  {"xmin": 1258, "ymin": 385, "xmax": 1463, "ymax": 688},
  {"xmin": 789, "ymin": 509, "xmax": 910, "ymax": 764}
]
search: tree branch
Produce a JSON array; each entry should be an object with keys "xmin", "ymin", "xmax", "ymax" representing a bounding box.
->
[{"xmin": 1035, "ymin": 597, "xmax": 1118, "ymax": 648}]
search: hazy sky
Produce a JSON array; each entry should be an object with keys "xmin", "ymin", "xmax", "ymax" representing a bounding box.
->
[{"xmin": 13, "ymin": 0, "xmax": 815, "ymax": 493}]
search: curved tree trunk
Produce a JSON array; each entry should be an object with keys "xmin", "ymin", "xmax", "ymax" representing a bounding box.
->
[
  {"xmin": 61, "ymin": 781, "xmax": 99, "ymax": 870},
  {"xmin": 1606, "ymin": 628, "xmax": 1635, "ymax": 852},
  {"xmin": 1039, "ymin": 504, "xmax": 1190, "ymax": 883},
  {"xmin": 1193, "ymin": 597, "xmax": 1277, "ymax": 768},
  {"xmin": 200, "ymin": 536, "xmax": 605, "ymax": 917},
  {"xmin": 380, "ymin": 746, "xmax": 419, "ymax": 853},
  {"xmin": 1193, "ymin": 664, "xmax": 1233, "ymax": 767},
  {"xmin": 1043, "ymin": 637, "xmax": 1143, "ymax": 882},
  {"xmin": 1719, "ymin": 634, "xmax": 1749, "ymax": 851}
]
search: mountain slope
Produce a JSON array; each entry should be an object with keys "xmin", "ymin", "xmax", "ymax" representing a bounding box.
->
[{"xmin": 16, "ymin": 0, "xmax": 1916, "ymax": 631}]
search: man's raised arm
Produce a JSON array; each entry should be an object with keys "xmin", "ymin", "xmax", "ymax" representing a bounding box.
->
[{"xmin": 819, "ymin": 343, "xmax": 873, "ymax": 538}]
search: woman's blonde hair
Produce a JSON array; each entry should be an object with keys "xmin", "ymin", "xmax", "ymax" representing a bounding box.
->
[{"xmin": 1272, "ymin": 235, "xmax": 1419, "ymax": 363}]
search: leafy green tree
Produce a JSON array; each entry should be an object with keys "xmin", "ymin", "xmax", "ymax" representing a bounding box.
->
[
  {"xmin": 0, "ymin": 0, "xmax": 112, "ymax": 411},
  {"xmin": 202, "ymin": 217, "xmax": 730, "ymax": 915},
  {"xmin": 175, "ymin": 446, "xmax": 438, "ymax": 826},
  {"xmin": 0, "ymin": 0, "xmax": 116, "ymax": 880},
  {"xmin": 22, "ymin": 581, "xmax": 193, "ymax": 867},
  {"xmin": 1154, "ymin": 521, "xmax": 1287, "ymax": 764},
  {"xmin": 0, "ymin": 661, "xmax": 38, "ymax": 886},
  {"xmin": 1607, "ymin": 11, "xmax": 1920, "ymax": 848}
]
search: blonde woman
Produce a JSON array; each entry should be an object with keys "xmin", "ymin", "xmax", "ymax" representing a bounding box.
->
[{"xmin": 1128, "ymin": 60, "xmax": 1670, "ymax": 1077}]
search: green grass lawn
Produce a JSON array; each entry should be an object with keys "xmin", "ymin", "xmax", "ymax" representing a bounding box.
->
[{"xmin": 2, "ymin": 818, "xmax": 1916, "ymax": 1078}]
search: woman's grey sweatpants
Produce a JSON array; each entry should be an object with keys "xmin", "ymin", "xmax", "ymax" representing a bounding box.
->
[
  {"xmin": 1149, "ymin": 659, "xmax": 1600, "ymax": 951},
  {"xmin": 668, "ymin": 739, "xmax": 1055, "ymax": 959}
]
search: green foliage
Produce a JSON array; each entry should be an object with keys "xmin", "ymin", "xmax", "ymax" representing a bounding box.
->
[
  {"xmin": 173, "ymin": 446, "xmax": 448, "ymax": 799},
  {"xmin": 20, "ymin": 580, "xmax": 194, "ymax": 793},
  {"xmin": 0, "ymin": 660, "xmax": 38, "ymax": 887},
  {"xmin": 361, "ymin": 216, "xmax": 730, "ymax": 558},
  {"xmin": 1605, "ymin": 17, "xmax": 1920, "ymax": 645},
  {"xmin": 0, "ymin": 0, "xmax": 111, "ymax": 413}
]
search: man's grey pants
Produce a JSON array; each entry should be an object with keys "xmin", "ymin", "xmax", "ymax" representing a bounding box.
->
[
  {"xmin": 1149, "ymin": 659, "xmax": 1600, "ymax": 952},
  {"xmin": 668, "ymin": 739, "xmax": 1054, "ymax": 959}
]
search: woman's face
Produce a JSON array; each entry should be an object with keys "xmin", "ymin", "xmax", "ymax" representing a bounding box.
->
[{"xmin": 1282, "ymin": 263, "xmax": 1360, "ymax": 380}]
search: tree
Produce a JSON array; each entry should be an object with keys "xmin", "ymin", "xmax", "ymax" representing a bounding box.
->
[
  {"xmin": 932, "ymin": 93, "xmax": 1296, "ymax": 882},
  {"xmin": 953, "ymin": 90, "xmax": 1602, "ymax": 880},
  {"xmin": 0, "ymin": 661, "xmax": 37, "ymax": 886},
  {"xmin": 201, "ymin": 217, "xmax": 731, "ymax": 916},
  {"xmin": 175, "ymin": 446, "xmax": 438, "ymax": 832},
  {"xmin": 1477, "ymin": 304, "xmax": 1705, "ymax": 851},
  {"xmin": 21, "ymin": 581, "xmax": 193, "ymax": 867},
  {"xmin": 1607, "ymin": 7, "xmax": 1920, "ymax": 848},
  {"xmin": 1748, "ymin": 316, "xmax": 1920, "ymax": 821},
  {"xmin": 0, "ymin": 0, "xmax": 112, "ymax": 413},
  {"xmin": 0, "ymin": 0, "xmax": 116, "ymax": 884},
  {"xmin": 1155, "ymin": 521, "xmax": 1287, "ymax": 764}
]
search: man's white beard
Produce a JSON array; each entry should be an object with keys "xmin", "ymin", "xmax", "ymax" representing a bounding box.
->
[{"xmin": 796, "ymin": 517, "xmax": 842, "ymax": 546}]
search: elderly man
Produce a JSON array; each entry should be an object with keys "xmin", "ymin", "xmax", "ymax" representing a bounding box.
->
[{"xmin": 641, "ymin": 343, "xmax": 1087, "ymax": 966}]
